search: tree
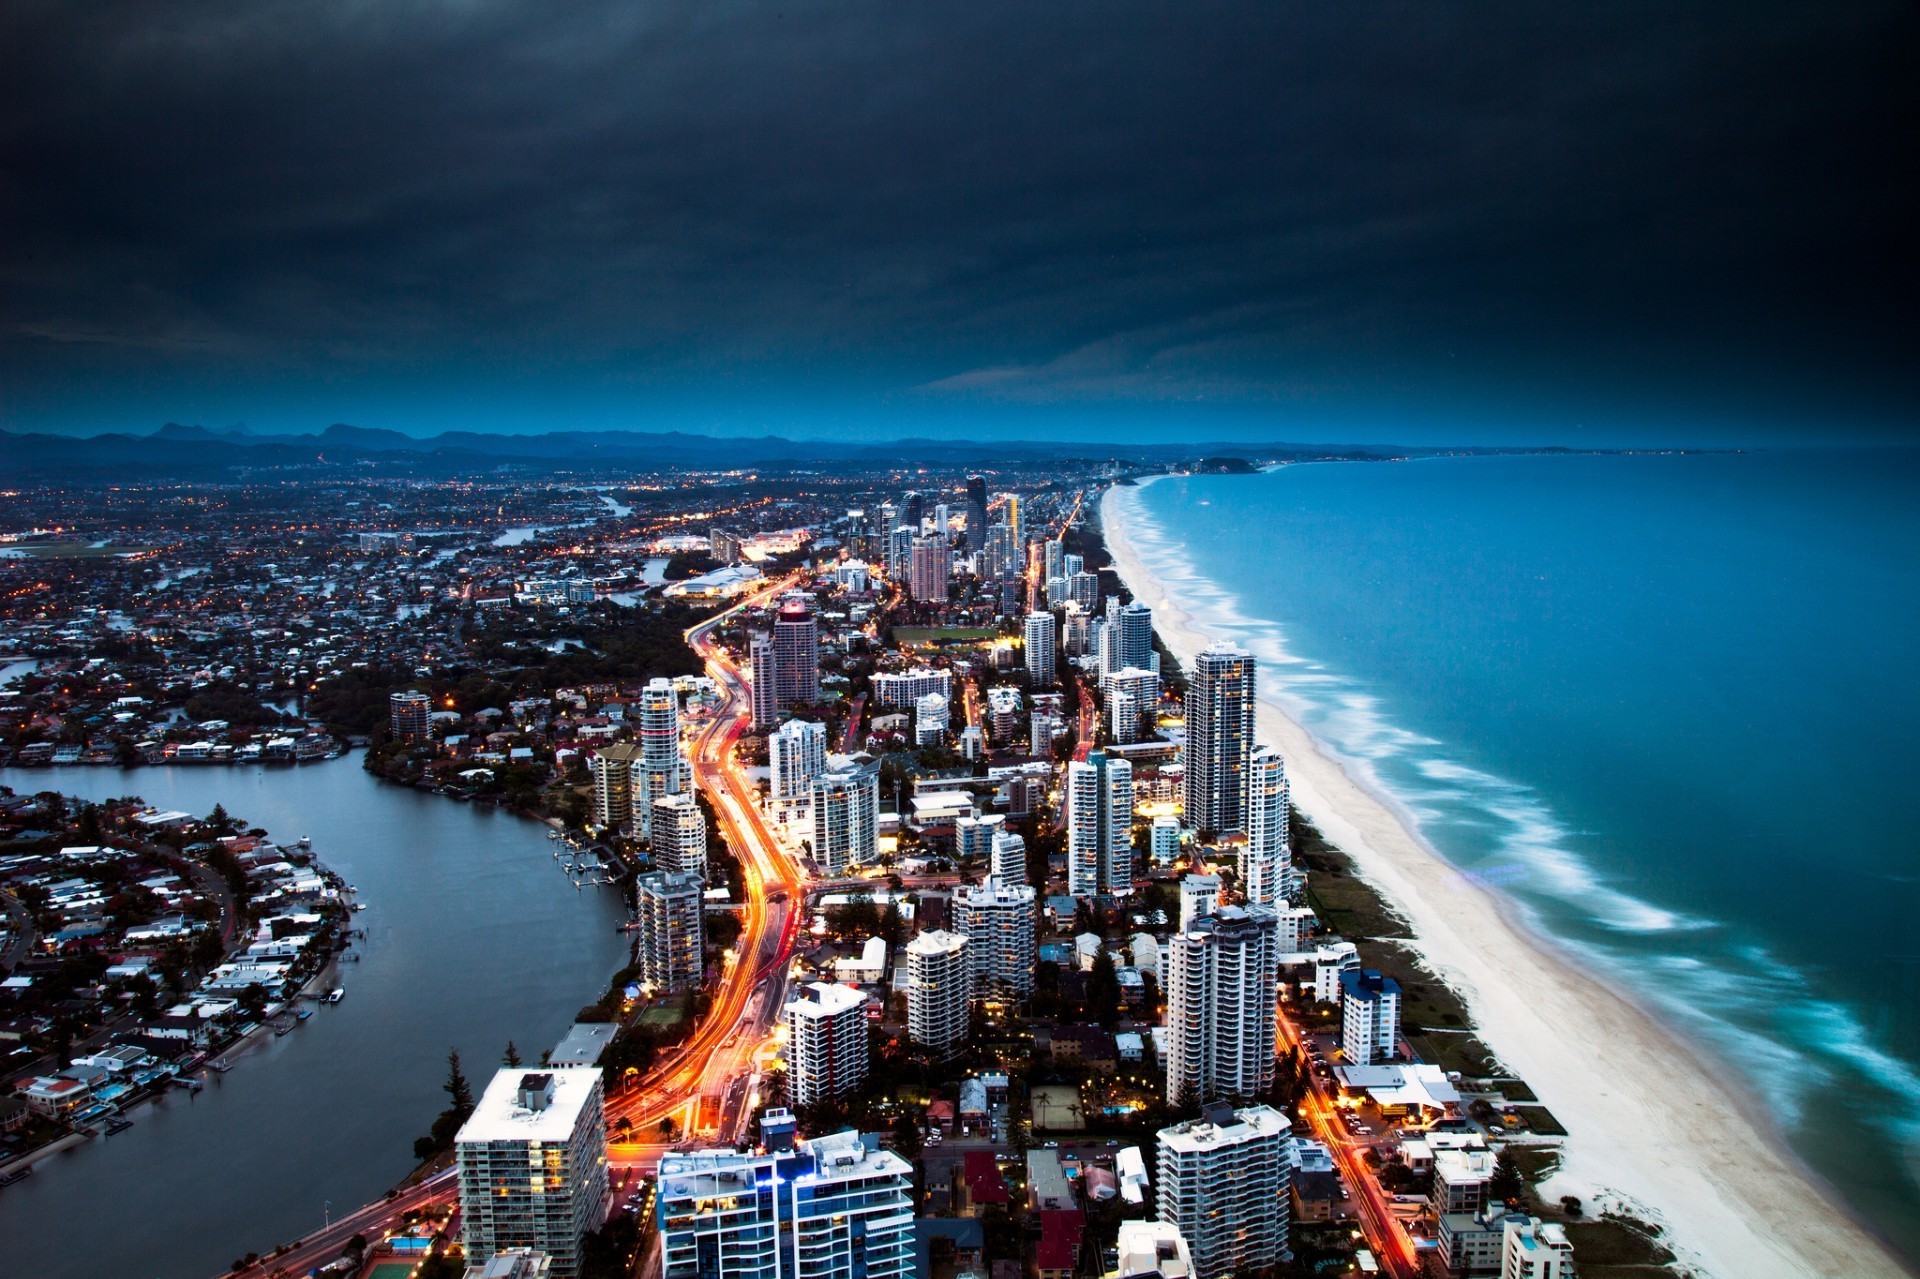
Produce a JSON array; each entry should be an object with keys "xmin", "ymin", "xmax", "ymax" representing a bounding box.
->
[
  {"xmin": 236, "ymin": 982, "xmax": 271, "ymax": 1020},
  {"xmin": 444, "ymin": 1049, "xmax": 475, "ymax": 1120},
  {"xmin": 1489, "ymin": 1149, "xmax": 1523, "ymax": 1205},
  {"xmin": 1088, "ymin": 949, "xmax": 1122, "ymax": 1028},
  {"xmin": 503, "ymin": 1040, "xmax": 522, "ymax": 1067},
  {"xmin": 75, "ymin": 804, "xmax": 103, "ymax": 845},
  {"xmin": 891, "ymin": 1112, "xmax": 924, "ymax": 1160},
  {"xmin": 206, "ymin": 803, "xmax": 234, "ymax": 834}
]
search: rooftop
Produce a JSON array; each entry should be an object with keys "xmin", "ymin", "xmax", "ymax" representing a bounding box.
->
[{"xmin": 455, "ymin": 1067, "xmax": 601, "ymax": 1145}]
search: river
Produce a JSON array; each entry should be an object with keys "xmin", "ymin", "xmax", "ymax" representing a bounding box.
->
[{"xmin": 0, "ymin": 754, "xmax": 628, "ymax": 1279}]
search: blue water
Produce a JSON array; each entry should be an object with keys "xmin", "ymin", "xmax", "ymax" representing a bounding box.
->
[{"xmin": 1118, "ymin": 449, "xmax": 1920, "ymax": 1258}]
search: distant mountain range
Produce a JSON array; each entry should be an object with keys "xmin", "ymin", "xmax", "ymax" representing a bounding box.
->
[{"xmin": 0, "ymin": 422, "xmax": 1460, "ymax": 481}]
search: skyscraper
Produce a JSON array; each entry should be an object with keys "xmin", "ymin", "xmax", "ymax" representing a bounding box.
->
[
  {"xmin": 657, "ymin": 1130, "xmax": 915, "ymax": 1279},
  {"xmin": 809, "ymin": 768, "xmax": 879, "ymax": 872},
  {"xmin": 457, "ymin": 1069, "xmax": 609, "ymax": 1279},
  {"xmin": 965, "ymin": 474, "xmax": 989, "ymax": 545},
  {"xmin": 750, "ymin": 633, "xmax": 778, "ymax": 731},
  {"xmin": 905, "ymin": 930, "xmax": 971, "ymax": 1058},
  {"xmin": 634, "ymin": 677, "xmax": 687, "ymax": 841},
  {"xmin": 589, "ymin": 742, "xmax": 641, "ymax": 830},
  {"xmin": 1183, "ymin": 643, "xmax": 1256, "ymax": 835},
  {"xmin": 1156, "ymin": 1103, "xmax": 1296, "ymax": 1279},
  {"xmin": 773, "ymin": 600, "xmax": 821, "ymax": 706},
  {"xmin": 769, "ymin": 718, "xmax": 827, "ymax": 801},
  {"xmin": 1164, "ymin": 905, "xmax": 1279, "ymax": 1106},
  {"xmin": 1106, "ymin": 666, "xmax": 1160, "ymax": 745},
  {"xmin": 1024, "ymin": 611, "xmax": 1056, "ymax": 688},
  {"xmin": 783, "ymin": 982, "xmax": 870, "ymax": 1106},
  {"xmin": 389, "ymin": 690, "xmax": 432, "ymax": 741},
  {"xmin": 990, "ymin": 829, "xmax": 1027, "ymax": 884},
  {"xmin": 1067, "ymin": 749, "xmax": 1134, "ymax": 897},
  {"xmin": 886, "ymin": 524, "xmax": 916, "ymax": 579},
  {"xmin": 914, "ymin": 692, "xmax": 949, "ymax": 745},
  {"xmin": 634, "ymin": 869, "xmax": 706, "ymax": 993},
  {"xmin": 908, "ymin": 534, "xmax": 947, "ymax": 602},
  {"xmin": 649, "ymin": 793, "xmax": 707, "ymax": 879},
  {"xmin": 1104, "ymin": 600, "xmax": 1157, "ymax": 678},
  {"xmin": 1242, "ymin": 746, "xmax": 1291, "ymax": 906},
  {"xmin": 953, "ymin": 876, "xmax": 1038, "ymax": 1001}
]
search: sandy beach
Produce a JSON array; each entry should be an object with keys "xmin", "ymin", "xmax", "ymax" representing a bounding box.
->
[{"xmin": 1101, "ymin": 478, "xmax": 1914, "ymax": 1279}]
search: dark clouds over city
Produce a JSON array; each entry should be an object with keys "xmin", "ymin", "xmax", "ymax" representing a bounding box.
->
[{"xmin": 2, "ymin": 0, "xmax": 1915, "ymax": 443}]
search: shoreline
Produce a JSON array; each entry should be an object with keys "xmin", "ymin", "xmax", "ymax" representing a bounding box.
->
[{"xmin": 1100, "ymin": 476, "xmax": 1915, "ymax": 1279}]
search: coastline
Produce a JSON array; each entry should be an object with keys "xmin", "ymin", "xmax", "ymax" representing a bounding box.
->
[{"xmin": 1101, "ymin": 476, "xmax": 1914, "ymax": 1279}]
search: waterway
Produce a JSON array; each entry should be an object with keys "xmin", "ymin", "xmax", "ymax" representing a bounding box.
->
[{"xmin": 0, "ymin": 754, "xmax": 627, "ymax": 1279}]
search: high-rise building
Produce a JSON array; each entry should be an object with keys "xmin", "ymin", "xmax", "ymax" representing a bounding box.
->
[
  {"xmin": 1151, "ymin": 813, "xmax": 1183, "ymax": 865},
  {"xmin": 634, "ymin": 677, "xmax": 687, "ymax": 842},
  {"xmin": 389, "ymin": 690, "xmax": 432, "ymax": 741},
  {"xmin": 952, "ymin": 876, "xmax": 1037, "ymax": 1001},
  {"xmin": 908, "ymin": 534, "xmax": 947, "ymax": 603},
  {"xmin": 1242, "ymin": 746, "xmax": 1290, "ymax": 906},
  {"xmin": 990, "ymin": 829, "xmax": 1027, "ymax": 884},
  {"xmin": 985, "ymin": 685, "xmax": 1023, "ymax": 743},
  {"xmin": 710, "ymin": 527, "xmax": 741, "ymax": 565},
  {"xmin": 634, "ymin": 870, "xmax": 706, "ymax": 993},
  {"xmin": 773, "ymin": 600, "xmax": 821, "ymax": 706},
  {"xmin": 955, "ymin": 813, "xmax": 1005, "ymax": 864},
  {"xmin": 1044, "ymin": 539, "xmax": 1064, "ymax": 588},
  {"xmin": 456, "ymin": 1069, "xmax": 609, "ymax": 1279},
  {"xmin": 886, "ymin": 525, "xmax": 916, "ymax": 579},
  {"xmin": 657, "ymin": 1130, "xmax": 915, "ymax": 1279},
  {"xmin": 589, "ymin": 742, "xmax": 642, "ymax": 830},
  {"xmin": 649, "ymin": 794, "xmax": 707, "ymax": 879},
  {"xmin": 914, "ymin": 692, "xmax": 949, "ymax": 745},
  {"xmin": 1179, "ymin": 874, "xmax": 1221, "ymax": 932},
  {"xmin": 809, "ymin": 769, "xmax": 878, "ymax": 873},
  {"xmin": 1004, "ymin": 494, "xmax": 1021, "ymax": 548},
  {"xmin": 1104, "ymin": 600, "xmax": 1157, "ymax": 679},
  {"xmin": 1184, "ymin": 644, "xmax": 1256, "ymax": 835},
  {"xmin": 1156, "ymin": 1103, "xmax": 1296, "ymax": 1279},
  {"xmin": 905, "ymin": 930, "xmax": 970, "ymax": 1058},
  {"xmin": 1024, "ymin": 611, "xmax": 1056, "ymax": 688},
  {"xmin": 1500, "ymin": 1217, "xmax": 1575, "ymax": 1279},
  {"xmin": 750, "ymin": 633, "xmax": 779, "ymax": 731},
  {"xmin": 1063, "ymin": 570, "xmax": 1099, "ymax": 612},
  {"xmin": 769, "ymin": 718, "xmax": 828, "ymax": 801},
  {"xmin": 1106, "ymin": 666, "xmax": 1160, "ymax": 744},
  {"xmin": 1340, "ymin": 968, "xmax": 1403, "ymax": 1066},
  {"xmin": 984, "ymin": 522, "xmax": 1017, "ymax": 581},
  {"xmin": 1164, "ymin": 905, "xmax": 1279, "ymax": 1106},
  {"xmin": 871, "ymin": 667, "xmax": 951, "ymax": 707},
  {"xmin": 783, "ymin": 982, "xmax": 870, "ymax": 1106},
  {"xmin": 1067, "ymin": 749, "xmax": 1134, "ymax": 898},
  {"xmin": 965, "ymin": 475, "xmax": 989, "ymax": 544}
]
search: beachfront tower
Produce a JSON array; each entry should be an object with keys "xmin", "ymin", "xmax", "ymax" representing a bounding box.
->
[
  {"xmin": 1184, "ymin": 643, "xmax": 1257, "ymax": 836},
  {"xmin": 1242, "ymin": 746, "xmax": 1291, "ymax": 905},
  {"xmin": 1067, "ymin": 748, "xmax": 1134, "ymax": 898},
  {"xmin": 1340, "ymin": 968, "xmax": 1403, "ymax": 1066}
]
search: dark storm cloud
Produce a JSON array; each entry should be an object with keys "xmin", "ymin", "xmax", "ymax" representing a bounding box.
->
[{"xmin": 1, "ymin": 0, "xmax": 1915, "ymax": 439}]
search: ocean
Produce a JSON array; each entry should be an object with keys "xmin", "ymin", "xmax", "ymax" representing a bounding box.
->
[{"xmin": 1118, "ymin": 448, "xmax": 1920, "ymax": 1259}]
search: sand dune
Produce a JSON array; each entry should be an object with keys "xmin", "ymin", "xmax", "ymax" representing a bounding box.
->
[{"xmin": 1101, "ymin": 479, "xmax": 1912, "ymax": 1279}]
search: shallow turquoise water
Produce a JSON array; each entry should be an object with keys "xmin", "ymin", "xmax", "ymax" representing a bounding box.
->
[{"xmin": 1123, "ymin": 449, "xmax": 1920, "ymax": 1258}]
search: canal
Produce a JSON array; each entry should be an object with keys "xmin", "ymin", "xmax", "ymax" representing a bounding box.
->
[{"xmin": 0, "ymin": 754, "xmax": 628, "ymax": 1279}]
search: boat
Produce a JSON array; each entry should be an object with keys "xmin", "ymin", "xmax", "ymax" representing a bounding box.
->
[
  {"xmin": 324, "ymin": 987, "xmax": 345, "ymax": 1003},
  {"xmin": 297, "ymin": 1008, "xmax": 313, "ymax": 1021},
  {"xmin": 105, "ymin": 1118, "xmax": 134, "ymax": 1136},
  {"xmin": 0, "ymin": 1167, "xmax": 33, "ymax": 1189}
]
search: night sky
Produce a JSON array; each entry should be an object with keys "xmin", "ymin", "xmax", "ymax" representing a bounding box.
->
[{"xmin": 3, "ymin": 0, "xmax": 1915, "ymax": 444}]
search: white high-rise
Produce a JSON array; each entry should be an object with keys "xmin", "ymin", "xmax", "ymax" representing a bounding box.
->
[
  {"xmin": 634, "ymin": 869, "xmax": 706, "ymax": 993},
  {"xmin": 1184, "ymin": 644, "xmax": 1256, "ymax": 835},
  {"xmin": 1156, "ymin": 1103, "xmax": 1296, "ymax": 1279},
  {"xmin": 1024, "ymin": 611, "xmax": 1056, "ymax": 687},
  {"xmin": 750, "ymin": 634, "xmax": 778, "ymax": 731},
  {"xmin": 1340, "ymin": 968, "xmax": 1402, "ymax": 1066},
  {"xmin": 769, "ymin": 718, "xmax": 828, "ymax": 801},
  {"xmin": 955, "ymin": 813, "xmax": 1005, "ymax": 864},
  {"xmin": 908, "ymin": 533, "xmax": 947, "ymax": 603},
  {"xmin": 649, "ymin": 793, "xmax": 707, "ymax": 879},
  {"xmin": 783, "ymin": 982, "xmax": 870, "ymax": 1107},
  {"xmin": 1151, "ymin": 813, "xmax": 1182, "ymax": 865},
  {"xmin": 1242, "ymin": 746, "xmax": 1291, "ymax": 905},
  {"xmin": 809, "ymin": 769, "xmax": 878, "ymax": 873},
  {"xmin": 990, "ymin": 829, "xmax": 1027, "ymax": 884},
  {"xmin": 634, "ymin": 678, "xmax": 687, "ymax": 842},
  {"xmin": 1179, "ymin": 873, "xmax": 1221, "ymax": 932},
  {"xmin": 1164, "ymin": 905, "xmax": 1279, "ymax": 1106},
  {"xmin": 456, "ymin": 1069, "xmax": 609, "ymax": 1279},
  {"xmin": 914, "ymin": 692, "xmax": 949, "ymax": 745},
  {"xmin": 904, "ymin": 930, "xmax": 970, "ymax": 1058},
  {"xmin": 1067, "ymin": 749, "xmax": 1133, "ymax": 898},
  {"xmin": 1103, "ymin": 600, "xmax": 1157, "ymax": 679},
  {"xmin": 1106, "ymin": 666, "xmax": 1160, "ymax": 745},
  {"xmin": 952, "ymin": 876, "xmax": 1038, "ymax": 1001},
  {"xmin": 657, "ymin": 1130, "xmax": 915, "ymax": 1279}
]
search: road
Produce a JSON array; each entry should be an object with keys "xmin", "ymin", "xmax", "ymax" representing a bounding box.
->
[{"xmin": 0, "ymin": 888, "xmax": 35, "ymax": 972}]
